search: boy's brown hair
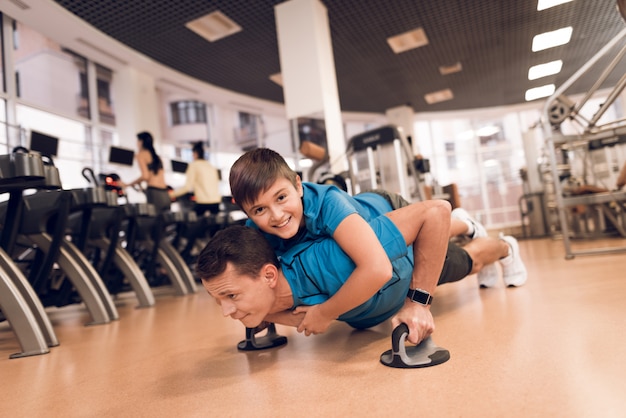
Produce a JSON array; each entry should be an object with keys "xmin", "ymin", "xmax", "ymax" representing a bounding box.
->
[{"xmin": 229, "ymin": 148, "xmax": 299, "ymax": 209}]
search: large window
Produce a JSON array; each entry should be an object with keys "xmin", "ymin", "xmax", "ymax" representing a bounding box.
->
[
  {"xmin": 0, "ymin": 17, "xmax": 5, "ymax": 94},
  {"xmin": 13, "ymin": 22, "xmax": 86, "ymax": 120},
  {"xmin": 415, "ymin": 112, "xmax": 528, "ymax": 229},
  {"xmin": 96, "ymin": 64, "xmax": 115, "ymax": 125},
  {"xmin": 170, "ymin": 100, "xmax": 207, "ymax": 125}
]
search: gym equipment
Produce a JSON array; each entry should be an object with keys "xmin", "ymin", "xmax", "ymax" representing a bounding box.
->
[
  {"xmin": 541, "ymin": 12, "xmax": 626, "ymax": 258},
  {"xmin": 380, "ymin": 323, "xmax": 450, "ymax": 369},
  {"xmin": 237, "ymin": 323, "xmax": 288, "ymax": 351},
  {"xmin": 100, "ymin": 174, "xmax": 194, "ymax": 295},
  {"xmin": 346, "ymin": 125, "xmax": 427, "ymax": 201},
  {"xmin": 0, "ymin": 150, "xmax": 54, "ymax": 358},
  {"xmin": 0, "ymin": 151, "xmax": 118, "ymax": 326},
  {"xmin": 73, "ymin": 168, "xmax": 155, "ymax": 308}
]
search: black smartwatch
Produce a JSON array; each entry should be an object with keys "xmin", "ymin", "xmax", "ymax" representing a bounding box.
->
[{"xmin": 407, "ymin": 288, "xmax": 433, "ymax": 305}]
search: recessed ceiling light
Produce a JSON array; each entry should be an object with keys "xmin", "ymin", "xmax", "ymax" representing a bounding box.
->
[
  {"xmin": 269, "ymin": 73, "xmax": 283, "ymax": 86},
  {"xmin": 476, "ymin": 125, "xmax": 500, "ymax": 137},
  {"xmin": 537, "ymin": 0, "xmax": 573, "ymax": 11},
  {"xmin": 525, "ymin": 84, "xmax": 555, "ymax": 101},
  {"xmin": 528, "ymin": 60, "xmax": 563, "ymax": 80},
  {"xmin": 387, "ymin": 28, "xmax": 429, "ymax": 54},
  {"xmin": 185, "ymin": 10, "xmax": 242, "ymax": 42},
  {"xmin": 439, "ymin": 62, "xmax": 462, "ymax": 75},
  {"xmin": 532, "ymin": 27, "xmax": 573, "ymax": 52},
  {"xmin": 424, "ymin": 89, "xmax": 453, "ymax": 104}
]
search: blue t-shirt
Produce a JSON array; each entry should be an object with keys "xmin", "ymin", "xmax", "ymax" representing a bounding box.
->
[
  {"xmin": 280, "ymin": 214, "xmax": 414, "ymax": 329},
  {"xmin": 247, "ymin": 182, "xmax": 391, "ymax": 256}
]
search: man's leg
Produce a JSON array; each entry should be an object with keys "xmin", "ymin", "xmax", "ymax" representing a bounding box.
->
[
  {"xmin": 462, "ymin": 235, "xmax": 528, "ymax": 287},
  {"xmin": 450, "ymin": 208, "xmax": 500, "ymax": 287},
  {"xmin": 462, "ymin": 237, "xmax": 508, "ymax": 274}
]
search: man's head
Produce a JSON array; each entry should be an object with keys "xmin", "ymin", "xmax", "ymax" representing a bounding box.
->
[
  {"xmin": 229, "ymin": 148, "xmax": 304, "ymax": 240},
  {"xmin": 196, "ymin": 226, "xmax": 282, "ymax": 327}
]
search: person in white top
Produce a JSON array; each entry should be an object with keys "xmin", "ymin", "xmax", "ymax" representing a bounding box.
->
[{"xmin": 172, "ymin": 142, "xmax": 222, "ymax": 216}]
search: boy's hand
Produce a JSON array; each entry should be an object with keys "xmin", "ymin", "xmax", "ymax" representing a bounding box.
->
[
  {"xmin": 390, "ymin": 300, "xmax": 435, "ymax": 344},
  {"xmin": 293, "ymin": 305, "xmax": 334, "ymax": 336}
]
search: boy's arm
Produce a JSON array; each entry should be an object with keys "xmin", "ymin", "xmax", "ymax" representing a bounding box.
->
[
  {"xmin": 294, "ymin": 213, "xmax": 393, "ymax": 335},
  {"xmin": 264, "ymin": 310, "xmax": 305, "ymax": 327}
]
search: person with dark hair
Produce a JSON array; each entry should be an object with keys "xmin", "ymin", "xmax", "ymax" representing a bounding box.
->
[
  {"xmin": 122, "ymin": 131, "xmax": 169, "ymax": 211},
  {"xmin": 171, "ymin": 141, "xmax": 222, "ymax": 216}
]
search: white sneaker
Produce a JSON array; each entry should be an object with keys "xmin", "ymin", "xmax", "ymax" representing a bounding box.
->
[
  {"xmin": 477, "ymin": 262, "xmax": 500, "ymax": 288},
  {"xmin": 499, "ymin": 235, "xmax": 527, "ymax": 287},
  {"xmin": 451, "ymin": 208, "xmax": 487, "ymax": 239}
]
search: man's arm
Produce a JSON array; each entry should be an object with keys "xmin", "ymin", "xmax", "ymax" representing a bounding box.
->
[{"xmin": 385, "ymin": 200, "xmax": 451, "ymax": 344}]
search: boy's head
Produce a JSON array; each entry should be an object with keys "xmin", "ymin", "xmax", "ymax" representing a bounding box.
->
[
  {"xmin": 196, "ymin": 226, "xmax": 282, "ymax": 327},
  {"xmin": 229, "ymin": 148, "xmax": 300, "ymax": 209}
]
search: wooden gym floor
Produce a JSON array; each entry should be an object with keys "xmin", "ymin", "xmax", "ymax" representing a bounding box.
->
[{"xmin": 1, "ymin": 237, "xmax": 625, "ymax": 417}]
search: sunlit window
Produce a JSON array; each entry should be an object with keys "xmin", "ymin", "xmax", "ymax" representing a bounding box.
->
[{"xmin": 170, "ymin": 100, "xmax": 207, "ymax": 125}]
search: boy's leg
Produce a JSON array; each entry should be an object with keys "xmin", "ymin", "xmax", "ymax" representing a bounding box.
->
[{"xmin": 451, "ymin": 208, "xmax": 487, "ymax": 239}]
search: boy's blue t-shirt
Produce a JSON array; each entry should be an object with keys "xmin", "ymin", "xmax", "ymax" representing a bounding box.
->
[
  {"xmin": 246, "ymin": 182, "xmax": 391, "ymax": 256},
  {"xmin": 280, "ymin": 214, "xmax": 414, "ymax": 329},
  {"xmin": 246, "ymin": 182, "xmax": 413, "ymax": 328}
]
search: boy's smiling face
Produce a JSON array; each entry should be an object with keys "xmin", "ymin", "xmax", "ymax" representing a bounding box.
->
[{"xmin": 241, "ymin": 176, "xmax": 304, "ymax": 240}]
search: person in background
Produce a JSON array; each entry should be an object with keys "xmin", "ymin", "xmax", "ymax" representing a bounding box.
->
[
  {"xmin": 171, "ymin": 141, "xmax": 222, "ymax": 216},
  {"xmin": 122, "ymin": 131, "xmax": 170, "ymax": 212},
  {"xmin": 616, "ymin": 160, "xmax": 626, "ymax": 190}
]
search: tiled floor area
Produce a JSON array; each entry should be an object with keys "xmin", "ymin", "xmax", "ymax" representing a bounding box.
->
[{"xmin": 1, "ymin": 237, "xmax": 626, "ymax": 417}]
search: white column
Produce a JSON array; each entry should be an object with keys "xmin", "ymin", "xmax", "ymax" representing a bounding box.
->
[
  {"xmin": 112, "ymin": 67, "xmax": 162, "ymax": 148},
  {"xmin": 385, "ymin": 105, "xmax": 415, "ymax": 150},
  {"xmin": 275, "ymin": 0, "xmax": 346, "ymax": 173}
]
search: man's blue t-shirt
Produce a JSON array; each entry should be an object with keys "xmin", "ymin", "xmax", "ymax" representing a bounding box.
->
[{"xmin": 280, "ymin": 214, "xmax": 414, "ymax": 329}]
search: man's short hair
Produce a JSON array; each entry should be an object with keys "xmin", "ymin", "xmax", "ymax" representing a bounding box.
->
[{"xmin": 196, "ymin": 225, "xmax": 279, "ymax": 281}]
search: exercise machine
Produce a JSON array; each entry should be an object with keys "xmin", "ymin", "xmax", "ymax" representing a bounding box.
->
[{"xmin": 345, "ymin": 125, "xmax": 428, "ymax": 201}]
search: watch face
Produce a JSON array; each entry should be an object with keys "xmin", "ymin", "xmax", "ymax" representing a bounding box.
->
[{"xmin": 408, "ymin": 289, "xmax": 432, "ymax": 305}]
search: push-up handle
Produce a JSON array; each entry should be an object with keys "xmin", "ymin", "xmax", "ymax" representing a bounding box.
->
[
  {"xmin": 237, "ymin": 322, "xmax": 288, "ymax": 351},
  {"xmin": 380, "ymin": 323, "xmax": 450, "ymax": 368}
]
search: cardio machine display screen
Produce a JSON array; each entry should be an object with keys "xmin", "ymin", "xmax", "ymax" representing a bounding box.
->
[
  {"xmin": 171, "ymin": 160, "xmax": 188, "ymax": 173},
  {"xmin": 108, "ymin": 146, "xmax": 135, "ymax": 166},
  {"xmin": 30, "ymin": 130, "xmax": 59, "ymax": 157}
]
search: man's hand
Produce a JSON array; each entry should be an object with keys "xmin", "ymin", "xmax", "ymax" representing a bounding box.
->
[
  {"xmin": 293, "ymin": 305, "xmax": 334, "ymax": 336},
  {"xmin": 390, "ymin": 299, "xmax": 435, "ymax": 344}
]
